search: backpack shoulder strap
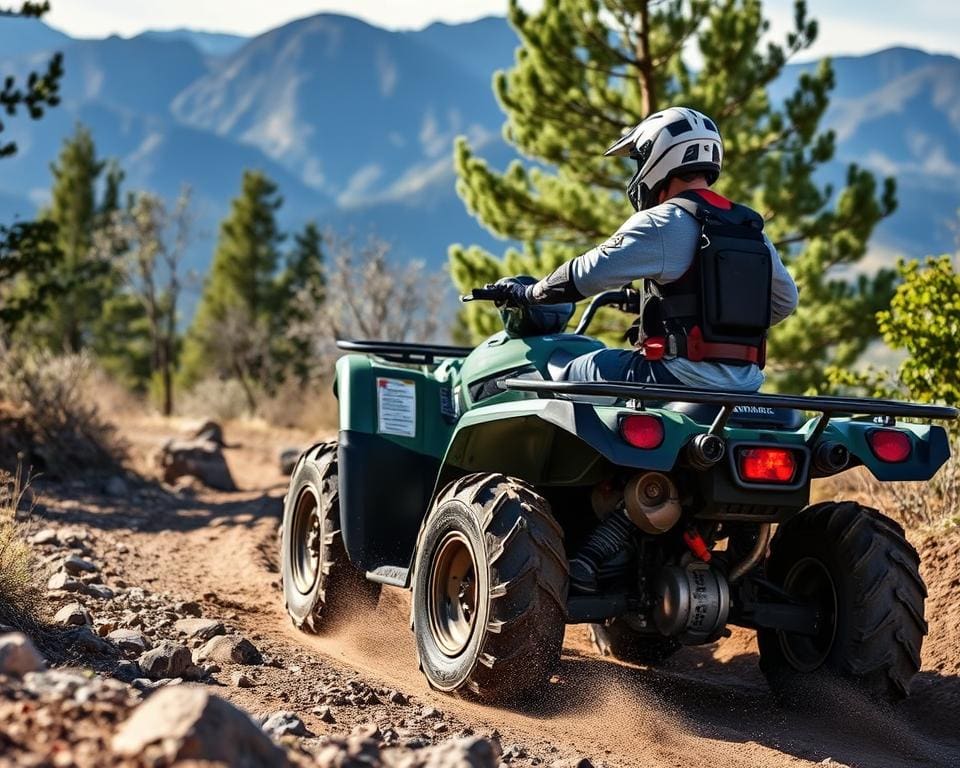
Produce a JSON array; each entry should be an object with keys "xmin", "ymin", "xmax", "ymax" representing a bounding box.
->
[{"xmin": 669, "ymin": 192, "xmax": 705, "ymax": 222}]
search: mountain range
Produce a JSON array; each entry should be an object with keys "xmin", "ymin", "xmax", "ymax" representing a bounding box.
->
[{"xmin": 0, "ymin": 14, "xmax": 957, "ymax": 309}]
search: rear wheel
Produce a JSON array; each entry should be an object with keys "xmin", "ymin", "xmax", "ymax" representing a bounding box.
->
[
  {"xmin": 757, "ymin": 501, "xmax": 926, "ymax": 702},
  {"xmin": 281, "ymin": 443, "xmax": 380, "ymax": 632},
  {"xmin": 589, "ymin": 618, "xmax": 680, "ymax": 665},
  {"xmin": 412, "ymin": 473, "xmax": 568, "ymax": 703}
]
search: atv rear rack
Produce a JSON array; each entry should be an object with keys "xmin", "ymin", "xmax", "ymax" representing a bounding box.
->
[
  {"xmin": 337, "ymin": 340, "xmax": 473, "ymax": 366},
  {"xmin": 500, "ymin": 379, "xmax": 958, "ymax": 443}
]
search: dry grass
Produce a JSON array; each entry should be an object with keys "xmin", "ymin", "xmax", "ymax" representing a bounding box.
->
[
  {"xmin": 0, "ymin": 466, "xmax": 40, "ymax": 625},
  {"xmin": 257, "ymin": 379, "xmax": 339, "ymax": 434},
  {"xmin": 0, "ymin": 346, "xmax": 125, "ymax": 477},
  {"xmin": 176, "ymin": 377, "xmax": 253, "ymax": 423},
  {"xmin": 813, "ymin": 447, "xmax": 960, "ymax": 532}
]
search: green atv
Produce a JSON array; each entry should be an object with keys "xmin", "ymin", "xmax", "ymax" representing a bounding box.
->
[{"xmin": 280, "ymin": 288, "xmax": 956, "ymax": 704}]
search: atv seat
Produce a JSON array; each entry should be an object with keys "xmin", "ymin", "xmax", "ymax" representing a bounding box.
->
[
  {"xmin": 663, "ymin": 401, "xmax": 806, "ymax": 430},
  {"xmin": 546, "ymin": 349, "xmax": 576, "ymax": 381}
]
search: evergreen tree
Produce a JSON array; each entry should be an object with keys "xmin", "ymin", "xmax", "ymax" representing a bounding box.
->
[
  {"xmin": 450, "ymin": 0, "xmax": 896, "ymax": 392},
  {"xmin": 32, "ymin": 123, "xmax": 112, "ymax": 351},
  {"xmin": 279, "ymin": 220, "xmax": 326, "ymax": 383},
  {"xmin": 180, "ymin": 170, "xmax": 286, "ymax": 408},
  {"xmin": 0, "ymin": 2, "xmax": 64, "ymax": 337}
]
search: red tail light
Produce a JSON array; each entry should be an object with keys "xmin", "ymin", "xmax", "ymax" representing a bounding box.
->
[
  {"xmin": 867, "ymin": 429, "xmax": 911, "ymax": 463},
  {"xmin": 738, "ymin": 447, "xmax": 797, "ymax": 483},
  {"xmin": 620, "ymin": 414, "xmax": 664, "ymax": 449}
]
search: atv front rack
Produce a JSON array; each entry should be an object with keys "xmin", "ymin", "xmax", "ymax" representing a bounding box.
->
[
  {"xmin": 337, "ymin": 340, "xmax": 472, "ymax": 366},
  {"xmin": 500, "ymin": 379, "xmax": 958, "ymax": 443}
]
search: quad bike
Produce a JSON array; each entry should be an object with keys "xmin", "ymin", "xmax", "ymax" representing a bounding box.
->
[{"xmin": 280, "ymin": 288, "xmax": 956, "ymax": 704}]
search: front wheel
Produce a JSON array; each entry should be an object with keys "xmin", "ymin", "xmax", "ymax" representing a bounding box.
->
[
  {"xmin": 281, "ymin": 443, "xmax": 380, "ymax": 632},
  {"xmin": 757, "ymin": 501, "xmax": 926, "ymax": 702},
  {"xmin": 411, "ymin": 473, "xmax": 569, "ymax": 703}
]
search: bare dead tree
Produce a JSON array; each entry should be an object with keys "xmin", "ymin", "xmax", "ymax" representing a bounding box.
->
[
  {"xmin": 289, "ymin": 234, "xmax": 443, "ymax": 378},
  {"xmin": 94, "ymin": 188, "xmax": 192, "ymax": 415}
]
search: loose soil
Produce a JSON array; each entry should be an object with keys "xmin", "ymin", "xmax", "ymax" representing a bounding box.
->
[{"xmin": 30, "ymin": 414, "xmax": 960, "ymax": 767}]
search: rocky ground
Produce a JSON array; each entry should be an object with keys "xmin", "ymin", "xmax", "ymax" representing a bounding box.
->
[{"xmin": 3, "ymin": 414, "xmax": 960, "ymax": 767}]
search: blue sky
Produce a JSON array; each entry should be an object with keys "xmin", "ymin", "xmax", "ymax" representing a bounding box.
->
[{"xmin": 45, "ymin": 1, "xmax": 960, "ymax": 59}]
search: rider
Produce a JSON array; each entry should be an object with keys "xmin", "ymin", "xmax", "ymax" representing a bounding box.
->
[{"xmin": 491, "ymin": 106, "xmax": 798, "ymax": 391}]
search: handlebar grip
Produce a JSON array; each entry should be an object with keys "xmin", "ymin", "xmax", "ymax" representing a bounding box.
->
[{"xmin": 461, "ymin": 287, "xmax": 503, "ymax": 303}]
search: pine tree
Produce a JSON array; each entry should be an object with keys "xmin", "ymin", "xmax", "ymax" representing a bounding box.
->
[
  {"xmin": 279, "ymin": 221, "xmax": 326, "ymax": 382},
  {"xmin": 33, "ymin": 123, "xmax": 112, "ymax": 351},
  {"xmin": 450, "ymin": 0, "xmax": 896, "ymax": 392},
  {"xmin": 180, "ymin": 170, "xmax": 286, "ymax": 408}
]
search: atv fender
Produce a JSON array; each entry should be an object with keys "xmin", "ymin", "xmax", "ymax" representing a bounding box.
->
[
  {"xmin": 816, "ymin": 419, "xmax": 950, "ymax": 482},
  {"xmin": 435, "ymin": 398, "xmax": 701, "ymax": 492}
]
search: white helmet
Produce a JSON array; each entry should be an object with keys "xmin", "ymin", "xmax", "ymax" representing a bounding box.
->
[{"xmin": 605, "ymin": 107, "xmax": 723, "ymax": 211}]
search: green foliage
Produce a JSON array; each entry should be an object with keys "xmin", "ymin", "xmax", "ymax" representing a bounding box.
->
[
  {"xmin": 279, "ymin": 220, "xmax": 326, "ymax": 382},
  {"xmin": 829, "ymin": 255, "xmax": 960, "ymax": 406},
  {"xmin": 21, "ymin": 123, "xmax": 119, "ymax": 352},
  {"xmin": 450, "ymin": 0, "xmax": 895, "ymax": 391},
  {"xmin": 0, "ymin": 2, "xmax": 63, "ymax": 338},
  {"xmin": 180, "ymin": 170, "xmax": 287, "ymax": 408}
]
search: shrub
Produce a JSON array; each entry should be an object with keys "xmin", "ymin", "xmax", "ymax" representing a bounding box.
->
[
  {"xmin": 0, "ymin": 467, "xmax": 39, "ymax": 624},
  {"xmin": 0, "ymin": 344, "xmax": 123, "ymax": 476}
]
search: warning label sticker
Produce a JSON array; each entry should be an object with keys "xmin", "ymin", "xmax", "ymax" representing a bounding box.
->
[{"xmin": 377, "ymin": 378, "xmax": 417, "ymax": 437}]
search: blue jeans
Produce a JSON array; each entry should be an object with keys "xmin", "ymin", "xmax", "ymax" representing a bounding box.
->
[{"xmin": 559, "ymin": 349, "xmax": 682, "ymax": 385}]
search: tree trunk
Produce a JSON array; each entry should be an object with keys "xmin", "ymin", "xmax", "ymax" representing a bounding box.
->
[{"xmin": 635, "ymin": 1, "xmax": 657, "ymax": 115}]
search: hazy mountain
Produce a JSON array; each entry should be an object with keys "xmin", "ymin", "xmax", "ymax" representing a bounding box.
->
[
  {"xmin": 139, "ymin": 28, "xmax": 248, "ymax": 57},
  {"xmin": 0, "ymin": 13, "xmax": 956, "ymax": 307}
]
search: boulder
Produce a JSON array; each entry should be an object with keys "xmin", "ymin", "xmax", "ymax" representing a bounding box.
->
[
  {"xmin": 107, "ymin": 628, "xmax": 149, "ymax": 654},
  {"xmin": 138, "ymin": 640, "xmax": 193, "ymax": 680},
  {"xmin": 174, "ymin": 618, "xmax": 224, "ymax": 642},
  {"xmin": 195, "ymin": 634, "xmax": 262, "ymax": 665},
  {"xmin": 158, "ymin": 438, "xmax": 236, "ymax": 491},
  {"xmin": 53, "ymin": 602, "xmax": 92, "ymax": 627},
  {"xmin": 0, "ymin": 632, "xmax": 45, "ymax": 676},
  {"xmin": 113, "ymin": 687, "xmax": 290, "ymax": 766},
  {"xmin": 63, "ymin": 625, "xmax": 114, "ymax": 655}
]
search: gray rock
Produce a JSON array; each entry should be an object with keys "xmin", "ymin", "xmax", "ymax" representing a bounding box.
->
[
  {"xmin": 54, "ymin": 602, "xmax": 92, "ymax": 626},
  {"xmin": 0, "ymin": 632, "xmax": 46, "ymax": 676},
  {"xmin": 82, "ymin": 583, "xmax": 115, "ymax": 600},
  {"xmin": 231, "ymin": 671, "xmax": 254, "ymax": 688},
  {"xmin": 174, "ymin": 617, "xmax": 224, "ymax": 641},
  {"xmin": 138, "ymin": 640, "xmax": 193, "ymax": 680},
  {"xmin": 261, "ymin": 710, "xmax": 310, "ymax": 739},
  {"xmin": 114, "ymin": 659, "xmax": 141, "ymax": 682},
  {"xmin": 62, "ymin": 554, "xmax": 97, "ymax": 575},
  {"xmin": 104, "ymin": 476, "xmax": 128, "ymax": 496},
  {"xmin": 112, "ymin": 687, "xmax": 290, "ymax": 766},
  {"xmin": 64, "ymin": 625, "xmax": 114, "ymax": 655},
  {"xmin": 47, "ymin": 572, "xmax": 81, "ymax": 592},
  {"xmin": 279, "ymin": 447, "xmax": 302, "ymax": 476},
  {"xmin": 29, "ymin": 528, "xmax": 59, "ymax": 546},
  {"xmin": 158, "ymin": 437, "xmax": 236, "ymax": 491},
  {"xmin": 107, "ymin": 628, "xmax": 149, "ymax": 654},
  {"xmin": 421, "ymin": 737, "xmax": 502, "ymax": 767},
  {"xmin": 175, "ymin": 600, "xmax": 203, "ymax": 617},
  {"xmin": 195, "ymin": 634, "xmax": 262, "ymax": 665}
]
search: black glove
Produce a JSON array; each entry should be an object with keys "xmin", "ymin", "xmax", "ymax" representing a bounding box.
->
[{"xmin": 486, "ymin": 277, "xmax": 533, "ymax": 308}]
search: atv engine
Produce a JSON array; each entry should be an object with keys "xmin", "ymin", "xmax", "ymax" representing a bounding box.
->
[{"xmin": 654, "ymin": 562, "xmax": 729, "ymax": 644}]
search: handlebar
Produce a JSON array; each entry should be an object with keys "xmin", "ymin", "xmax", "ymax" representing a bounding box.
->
[{"xmin": 461, "ymin": 285, "xmax": 642, "ymax": 335}]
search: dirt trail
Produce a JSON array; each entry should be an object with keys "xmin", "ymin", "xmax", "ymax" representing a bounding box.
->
[{"xmin": 40, "ymin": 417, "xmax": 960, "ymax": 768}]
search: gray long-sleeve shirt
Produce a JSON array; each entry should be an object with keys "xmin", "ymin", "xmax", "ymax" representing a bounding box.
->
[{"xmin": 570, "ymin": 199, "xmax": 799, "ymax": 391}]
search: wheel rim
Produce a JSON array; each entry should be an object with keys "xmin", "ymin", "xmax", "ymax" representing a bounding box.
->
[
  {"xmin": 778, "ymin": 556, "xmax": 838, "ymax": 672},
  {"xmin": 290, "ymin": 488, "xmax": 322, "ymax": 595},
  {"xmin": 428, "ymin": 531, "xmax": 479, "ymax": 657}
]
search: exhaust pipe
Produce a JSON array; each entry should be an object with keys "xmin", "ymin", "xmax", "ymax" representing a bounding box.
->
[
  {"xmin": 623, "ymin": 472, "xmax": 681, "ymax": 534},
  {"xmin": 814, "ymin": 441, "xmax": 850, "ymax": 474},
  {"xmin": 687, "ymin": 433, "xmax": 726, "ymax": 470}
]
